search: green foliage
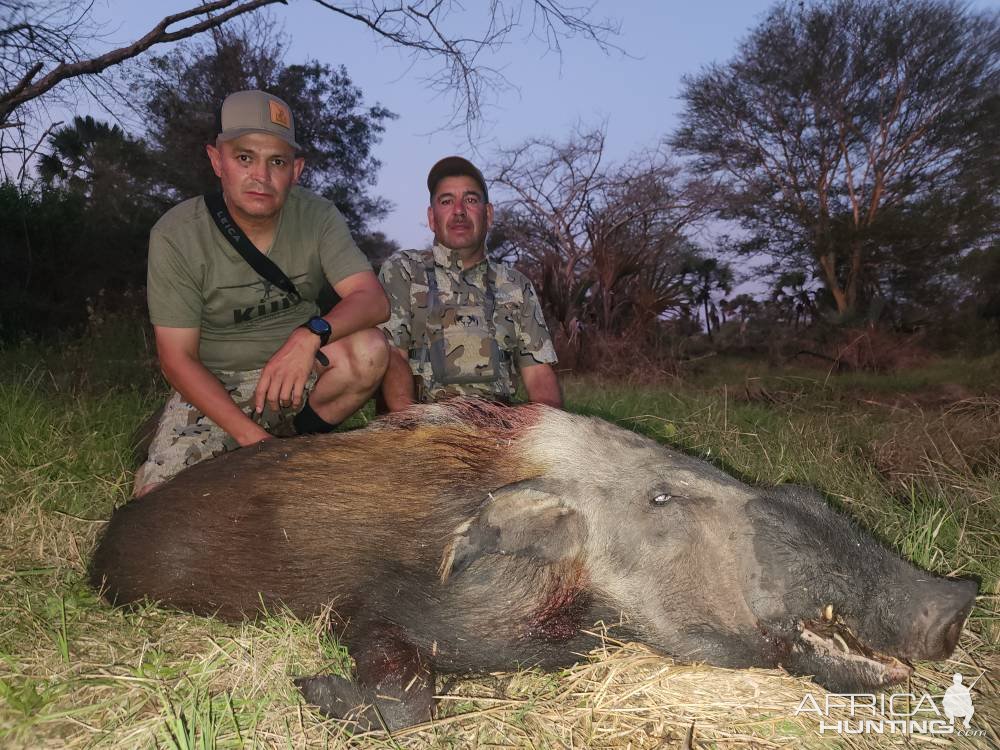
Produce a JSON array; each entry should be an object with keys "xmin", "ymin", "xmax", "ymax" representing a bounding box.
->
[
  {"xmin": 0, "ymin": 676, "xmax": 57, "ymax": 716},
  {"xmin": 1, "ymin": 113, "xmax": 167, "ymax": 342},
  {"xmin": 158, "ymin": 688, "xmax": 233, "ymax": 750},
  {"xmin": 673, "ymin": 0, "xmax": 1000, "ymax": 323},
  {"xmin": 37, "ymin": 116, "xmax": 160, "ymax": 208},
  {"xmin": 0, "ymin": 180, "xmax": 160, "ymax": 342},
  {"xmin": 133, "ymin": 21, "xmax": 395, "ymax": 235},
  {"xmin": 0, "ymin": 319, "xmax": 162, "ymax": 515}
]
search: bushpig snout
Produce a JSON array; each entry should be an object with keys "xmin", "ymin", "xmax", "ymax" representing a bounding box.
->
[{"xmin": 901, "ymin": 577, "xmax": 977, "ymax": 660}]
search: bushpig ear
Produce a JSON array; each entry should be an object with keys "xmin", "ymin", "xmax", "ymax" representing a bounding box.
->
[{"xmin": 440, "ymin": 481, "xmax": 585, "ymax": 582}]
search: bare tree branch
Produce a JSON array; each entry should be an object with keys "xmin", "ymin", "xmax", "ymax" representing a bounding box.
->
[
  {"xmin": 490, "ymin": 125, "xmax": 717, "ymax": 351},
  {"xmin": 1, "ymin": 0, "xmax": 621, "ymax": 140},
  {"xmin": 0, "ymin": 0, "xmax": 285, "ymax": 123}
]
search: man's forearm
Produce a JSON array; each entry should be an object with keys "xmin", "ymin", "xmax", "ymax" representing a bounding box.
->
[
  {"xmin": 381, "ymin": 346, "xmax": 417, "ymax": 412},
  {"xmin": 522, "ymin": 364, "xmax": 563, "ymax": 409},
  {"xmin": 161, "ymin": 355, "xmax": 269, "ymax": 446},
  {"xmin": 323, "ymin": 287, "xmax": 390, "ymax": 342}
]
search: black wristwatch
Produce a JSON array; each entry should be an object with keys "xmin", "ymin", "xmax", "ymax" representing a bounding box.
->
[{"xmin": 301, "ymin": 316, "xmax": 332, "ymax": 347}]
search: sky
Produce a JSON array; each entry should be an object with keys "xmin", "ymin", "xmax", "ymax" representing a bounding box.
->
[
  {"xmin": 86, "ymin": 0, "xmax": 994, "ymax": 254},
  {"xmin": 82, "ymin": 0, "xmax": 776, "ymax": 250}
]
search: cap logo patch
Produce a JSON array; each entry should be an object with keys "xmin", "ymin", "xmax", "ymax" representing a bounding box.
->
[{"xmin": 269, "ymin": 100, "xmax": 291, "ymax": 129}]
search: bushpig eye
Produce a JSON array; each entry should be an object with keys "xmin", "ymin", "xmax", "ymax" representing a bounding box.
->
[{"xmin": 651, "ymin": 494, "xmax": 673, "ymax": 506}]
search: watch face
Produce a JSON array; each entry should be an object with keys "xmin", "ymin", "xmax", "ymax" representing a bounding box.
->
[
  {"xmin": 308, "ymin": 317, "xmax": 331, "ymax": 336},
  {"xmin": 304, "ymin": 316, "xmax": 331, "ymax": 346}
]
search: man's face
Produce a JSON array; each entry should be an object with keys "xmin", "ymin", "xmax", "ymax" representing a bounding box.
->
[
  {"xmin": 427, "ymin": 175, "xmax": 493, "ymax": 257},
  {"xmin": 206, "ymin": 133, "xmax": 304, "ymax": 223}
]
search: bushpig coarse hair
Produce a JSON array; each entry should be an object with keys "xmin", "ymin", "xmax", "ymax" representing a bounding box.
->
[{"xmin": 91, "ymin": 399, "xmax": 549, "ymax": 620}]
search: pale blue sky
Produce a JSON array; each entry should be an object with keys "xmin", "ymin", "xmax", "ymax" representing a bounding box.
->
[{"xmin": 90, "ymin": 0, "xmax": 997, "ymax": 253}]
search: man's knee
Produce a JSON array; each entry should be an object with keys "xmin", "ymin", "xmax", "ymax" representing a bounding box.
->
[{"xmin": 325, "ymin": 328, "xmax": 389, "ymax": 388}]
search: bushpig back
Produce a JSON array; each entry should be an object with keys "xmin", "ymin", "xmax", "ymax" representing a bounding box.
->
[{"xmin": 90, "ymin": 404, "xmax": 544, "ymax": 621}]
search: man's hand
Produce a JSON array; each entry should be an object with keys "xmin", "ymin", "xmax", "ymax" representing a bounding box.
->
[
  {"xmin": 155, "ymin": 325, "xmax": 275, "ymax": 446},
  {"xmin": 255, "ymin": 326, "xmax": 324, "ymax": 414},
  {"xmin": 253, "ymin": 271, "xmax": 386, "ymax": 415}
]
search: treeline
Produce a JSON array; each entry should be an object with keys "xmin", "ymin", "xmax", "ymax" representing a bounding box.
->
[
  {"xmin": 0, "ymin": 24, "xmax": 396, "ymax": 341},
  {"xmin": 486, "ymin": 0, "xmax": 999, "ymax": 368},
  {"xmin": 2, "ymin": 0, "xmax": 998, "ymax": 366}
]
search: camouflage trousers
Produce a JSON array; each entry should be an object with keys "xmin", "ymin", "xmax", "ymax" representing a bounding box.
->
[{"xmin": 134, "ymin": 368, "xmax": 316, "ymax": 493}]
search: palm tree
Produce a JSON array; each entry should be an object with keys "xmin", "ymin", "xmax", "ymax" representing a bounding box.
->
[
  {"xmin": 38, "ymin": 115, "xmax": 159, "ymax": 217},
  {"xmin": 686, "ymin": 257, "xmax": 733, "ymax": 340}
]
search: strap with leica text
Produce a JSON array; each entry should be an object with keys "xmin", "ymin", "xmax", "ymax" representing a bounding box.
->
[{"xmin": 204, "ymin": 191, "xmax": 301, "ymax": 303}]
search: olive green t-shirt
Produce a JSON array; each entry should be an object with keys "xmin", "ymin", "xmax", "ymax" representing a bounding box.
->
[{"xmin": 147, "ymin": 186, "xmax": 372, "ymax": 372}]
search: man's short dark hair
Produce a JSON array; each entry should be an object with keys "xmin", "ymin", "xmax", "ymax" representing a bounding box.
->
[{"xmin": 427, "ymin": 156, "xmax": 488, "ymax": 203}]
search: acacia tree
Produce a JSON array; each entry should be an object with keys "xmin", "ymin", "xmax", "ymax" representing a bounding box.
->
[
  {"xmin": 489, "ymin": 127, "xmax": 717, "ymax": 358},
  {"xmin": 673, "ymin": 0, "xmax": 1000, "ymax": 321}
]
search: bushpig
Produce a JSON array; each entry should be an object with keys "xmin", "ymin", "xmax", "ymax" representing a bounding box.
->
[{"xmin": 90, "ymin": 398, "xmax": 977, "ymax": 730}]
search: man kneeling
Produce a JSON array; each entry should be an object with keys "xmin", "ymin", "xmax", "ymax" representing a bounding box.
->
[{"xmin": 135, "ymin": 91, "xmax": 389, "ymax": 496}]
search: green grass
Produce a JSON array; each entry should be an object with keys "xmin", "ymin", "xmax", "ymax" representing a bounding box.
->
[{"xmin": 1, "ymin": 327, "xmax": 998, "ymax": 748}]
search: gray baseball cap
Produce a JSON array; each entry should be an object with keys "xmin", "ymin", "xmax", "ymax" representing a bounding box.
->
[{"xmin": 217, "ymin": 90, "xmax": 300, "ymax": 151}]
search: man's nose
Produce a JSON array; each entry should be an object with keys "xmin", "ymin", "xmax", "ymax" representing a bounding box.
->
[
  {"xmin": 452, "ymin": 200, "xmax": 466, "ymax": 216},
  {"xmin": 250, "ymin": 161, "xmax": 269, "ymax": 182}
]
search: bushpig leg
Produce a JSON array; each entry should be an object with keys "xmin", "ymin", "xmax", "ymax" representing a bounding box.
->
[{"xmin": 297, "ymin": 622, "xmax": 435, "ymax": 731}]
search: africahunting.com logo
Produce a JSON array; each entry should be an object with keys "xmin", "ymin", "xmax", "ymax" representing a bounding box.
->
[{"xmin": 794, "ymin": 672, "xmax": 986, "ymax": 736}]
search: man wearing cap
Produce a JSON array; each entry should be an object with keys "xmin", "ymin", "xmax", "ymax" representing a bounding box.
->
[
  {"xmin": 378, "ymin": 156, "xmax": 561, "ymax": 410},
  {"xmin": 135, "ymin": 90, "xmax": 389, "ymax": 496}
]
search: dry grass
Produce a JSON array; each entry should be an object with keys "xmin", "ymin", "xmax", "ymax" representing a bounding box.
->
[
  {"xmin": 2, "ymin": 507, "xmax": 996, "ymax": 750},
  {"xmin": 868, "ymin": 398, "xmax": 1000, "ymax": 481},
  {"xmin": 1, "ymin": 353, "xmax": 998, "ymax": 749}
]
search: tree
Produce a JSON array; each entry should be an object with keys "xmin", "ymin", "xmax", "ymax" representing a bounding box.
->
[
  {"xmin": 1, "ymin": 0, "xmax": 620, "ymax": 151},
  {"xmin": 686, "ymin": 257, "xmax": 734, "ymax": 339},
  {"xmin": 37, "ymin": 115, "xmax": 161, "ymax": 216},
  {"xmin": 673, "ymin": 0, "xmax": 1000, "ymax": 321},
  {"xmin": 0, "ymin": 115, "xmax": 164, "ymax": 339},
  {"xmin": 356, "ymin": 230, "xmax": 400, "ymax": 269},
  {"xmin": 0, "ymin": 180, "xmax": 159, "ymax": 339},
  {"xmin": 769, "ymin": 271, "xmax": 817, "ymax": 330},
  {"xmin": 133, "ymin": 21, "xmax": 393, "ymax": 233},
  {"xmin": 489, "ymin": 126, "xmax": 717, "ymax": 360}
]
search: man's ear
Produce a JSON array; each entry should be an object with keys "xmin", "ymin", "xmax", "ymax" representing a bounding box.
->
[
  {"xmin": 206, "ymin": 143, "xmax": 222, "ymax": 178},
  {"xmin": 292, "ymin": 156, "xmax": 305, "ymax": 183},
  {"xmin": 426, "ymin": 204, "xmax": 438, "ymax": 235},
  {"xmin": 439, "ymin": 480, "xmax": 585, "ymax": 582},
  {"xmin": 485, "ymin": 201, "xmax": 494, "ymax": 231}
]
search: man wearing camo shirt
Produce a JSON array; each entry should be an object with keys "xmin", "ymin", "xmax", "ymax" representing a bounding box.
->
[{"xmin": 378, "ymin": 156, "xmax": 561, "ymax": 410}]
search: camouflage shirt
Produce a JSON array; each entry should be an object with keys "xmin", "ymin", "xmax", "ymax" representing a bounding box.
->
[{"xmin": 379, "ymin": 244, "xmax": 557, "ymax": 402}]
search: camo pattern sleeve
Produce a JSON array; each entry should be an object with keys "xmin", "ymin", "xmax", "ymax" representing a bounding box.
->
[
  {"xmin": 505, "ymin": 267, "xmax": 558, "ymax": 370},
  {"xmin": 378, "ymin": 250, "xmax": 419, "ymax": 351}
]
